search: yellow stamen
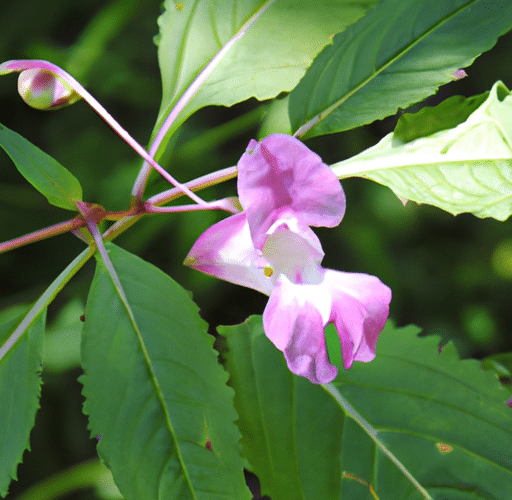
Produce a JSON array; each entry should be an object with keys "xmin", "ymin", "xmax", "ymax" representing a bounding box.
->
[
  {"xmin": 263, "ymin": 266, "xmax": 273, "ymax": 277},
  {"xmin": 183, "ymin": 256, "xmax": 196, "ymax": 266}
]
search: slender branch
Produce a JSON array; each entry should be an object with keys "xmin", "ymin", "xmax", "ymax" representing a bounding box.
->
[
  {"xmin": 147, "ymin": 165, "xmax": 238, "ymax": 206},
  {"xmin": 131, "ymin": 0, "xmax": 276, "ymax": 198},
  {"xmin": 103, "ymin": 165, "xmax": 238, "ymax": 241},
  {"xmin": 145, "ymin": 197, "xmax": 240, "ymax": 214},
  {"xmin": 0, "ymin": 217, "xmax": 83, "ymax": 254},
  {"xmin": 0, "ymin": 59, "xmax": 205, "ymax": 205},
  {"xmin": 0, "ymin": 247, "xmax": 94, "ymax": 363},
  {"xmin": 323, "ymin": 383, "xmax": 434, "ymax": 500}
]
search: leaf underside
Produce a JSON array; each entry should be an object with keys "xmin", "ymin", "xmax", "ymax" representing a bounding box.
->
[
  {"xmin": 153, "ymin": 0, "xmax": 377, "ymax": 157},
  {"xmin": 332, "ymin": 81, "xmax": 512, "ymax": 221}
]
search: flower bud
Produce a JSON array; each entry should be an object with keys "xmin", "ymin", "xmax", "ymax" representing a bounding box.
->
[{"xmin": 17, "ymin": 68, "xmax": 80, "ymax": 110}]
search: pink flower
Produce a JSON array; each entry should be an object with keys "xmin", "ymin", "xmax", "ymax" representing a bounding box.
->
[{"xmin": 185, "ymin": 134, "xmax": 391, "ymax": 384}]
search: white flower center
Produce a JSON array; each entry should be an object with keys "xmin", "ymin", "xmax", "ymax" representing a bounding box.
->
[{"xmin": 262, "ymin": 226, "xmax": 323, "ymax": 285}]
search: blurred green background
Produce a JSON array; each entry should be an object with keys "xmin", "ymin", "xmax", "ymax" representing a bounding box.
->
[{"xmin": 1, "ymin": 0, "xmax": 512, "ymax": 498}]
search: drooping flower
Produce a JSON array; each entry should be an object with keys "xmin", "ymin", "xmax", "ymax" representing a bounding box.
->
[{"xmin": 185, "ymin": 134, "xmax": 391, "ymax": 384}]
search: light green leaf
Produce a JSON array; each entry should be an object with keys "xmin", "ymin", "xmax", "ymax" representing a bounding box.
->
[
  {"xmin": 221, "ymin": 317, "xmax": 512, "ymax": 500},
  {"xmin": 153, "ymin": 0, "xmax": 377, "ymax": 157},
  {"xmin": 0, "ymin": 122, "xmax": 82, "ymax": 210},
  {"xmin": 332, "ymin": 81, "xmax": 512, "ymax": 220},
  {"xmin": 80, "ymin": 243, "xmax": 250, "ymax": 500},
  {"xmin": 0, "ymin": 306, "xmax": 45, "ymax": 498},
  {"xmin": 289, "ymin": 0, "xmax": 512, "ymax": 137}
]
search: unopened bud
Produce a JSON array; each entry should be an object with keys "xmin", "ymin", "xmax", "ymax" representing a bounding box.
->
[{"xmin": 17, "ymin": 68, "xmax": 80, "ymax": 110}]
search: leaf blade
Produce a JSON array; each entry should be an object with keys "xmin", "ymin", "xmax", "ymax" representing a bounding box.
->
[
  {"xmin": 0, "ymin": 122, "xmax": 82, "ymax": 210},
  {"xmin": 153, "ymin": 0, "xmax": 377, "ymax": 156},
  {"xmin": 0, "ymin": 307, "xmax": 45, "ymax": 498},
  {"xmin": 222, "ymin": 317, "xmax": 512, "ymax": 500},
  {"xmin": 332, "ymin": 81, "xmax": 512, "ymax": 220},
  {"xmin": 289, "ymin": 0, "xmax": 512, "ymax": 137},
  {"xmin": 80, "ymin": 243, "xmax": 250, "ymax": 500},
  {"xmin": 220, "ymin": 317, "xmax": 344, "ymax": 500}
]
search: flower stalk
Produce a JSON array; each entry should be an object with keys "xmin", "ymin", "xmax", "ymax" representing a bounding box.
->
[{"xmin": 0, "ymin": 59, "xmax": 205, "ymax": 205}]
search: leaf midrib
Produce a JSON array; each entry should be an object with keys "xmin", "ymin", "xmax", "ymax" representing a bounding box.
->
[
  {"xmin": 306, "ymin": 0, "xmax": 480, "ymax": 131},
  {"xmin": 105, "ymin": 263, "xmax": 199, "ymax": 500}
]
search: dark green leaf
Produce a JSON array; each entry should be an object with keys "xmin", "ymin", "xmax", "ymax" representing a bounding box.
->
[
  {"xmin": 80, "ymin": 243, "xmax": 250, "ymax": 500},
  {"xmin": 220, "ymin": 317, "xmax": 344, "ymax": 500},
  {"xmin": 394, "ymin": 92, "xmax": 489, "ymax": 143},
  {"xmin": 221, "ymin": 317, "xmax": 512, "ymax": 500},
  {"xmin": 0, "ymin": 306, "xmax": 45, "ymax": 498},
  {"xmin": 0, "ymin": 122, "xmax": 82, "ymax": 210},
  {"xmin": 289, "ymin": 0, "xmax": 512, "ymax": 137}
]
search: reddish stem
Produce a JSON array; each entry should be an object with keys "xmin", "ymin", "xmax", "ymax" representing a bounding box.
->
[{"xmin": 0, "ymin": 216, "xmax": 84, "ymax": 254}]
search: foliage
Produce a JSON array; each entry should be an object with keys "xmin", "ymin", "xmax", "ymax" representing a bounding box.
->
[{"xmin": 1, "ymin": 1, "xmax": 512, "ymax": 499}]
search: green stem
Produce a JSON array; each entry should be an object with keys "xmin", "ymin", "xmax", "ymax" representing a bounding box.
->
[
  {"xmin": 0, "ymin": 247, "xmax": 94, "ymax": 363},
  {"xmin": 14, "ymin": 458, "xmax": 121, "ymax": 500}
]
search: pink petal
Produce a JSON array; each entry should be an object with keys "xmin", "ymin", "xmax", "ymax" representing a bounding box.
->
[
  {"xmin": 238, "ymin": 134, "xmax": 346, "ymax": 248},
  {"xmin": 324, "ymin": 270, "xmax": 391, "ymax": 369},
  {"xmin": 263, "ymin": 280, "xmax": 337, "ymax": 384},
  {"xmin": 184, "ymin": 212, "xmax": 272, "ymax": 295}
]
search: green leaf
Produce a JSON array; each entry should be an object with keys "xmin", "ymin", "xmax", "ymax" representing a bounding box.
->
[
  {"xmin": 220, "ymin": 317, "xmax": 345, "ymax": 500},
  {"xmin": 0, "ymin": 306, "xmax": 45, "ymax": 498},
  {"xmin": 394, "ymin": 92, "xmax": 489, "ymax": 143},
  {"xmin": 221, "ymin": 317, "xmax": 512, "ymax": 500},
  {"xmin": 0, "ymin": 122, "xmax": 82, "ymax": 210},
  {"xmin": 153, "ymin": 0, "xmax": 377, "ymax": 157},
  {"xmin": 332, "ymin": 81, "xmax": 512, "ymax": 220},
  {"xmin": 482, "ymin": 352, "xmax": 512, "ymax": 391},
  {"xmin": 289, "ymin": 0, "xmax": 512, "ymax": 137},
  {"xmin": 80, "ymin": 243, "xmax": 250, "ymax": 500}
]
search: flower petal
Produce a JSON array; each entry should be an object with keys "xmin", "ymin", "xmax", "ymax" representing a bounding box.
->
[
  {"xmin": 238, "ymin": 134, "xmax": 345, "ymax": 248},
  {"xmin": 184, "ymin": 212, "xmax": 272, "ymax": 295},
  {"xmin": 324, "ymin": 270, "xmax": 391, "ymax": 369},
  {"xmin": 263, "ymin": 279, "xmax": 337, "ymax": 384},
  {"xmin": 263, "ymin": 221, "xmax": 324, "ymax": 284}
]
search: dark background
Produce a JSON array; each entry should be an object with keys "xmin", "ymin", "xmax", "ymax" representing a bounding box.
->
[{"xmin": 1, "ymin": 0, "xmax": 512, "ymax": 498}]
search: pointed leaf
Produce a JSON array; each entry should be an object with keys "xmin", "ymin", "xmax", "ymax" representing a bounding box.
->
[
  {"xmin": 0, "ymin": 122, "xmax": 82, "ymax": 210},
  {"xmin": 0, "ymin": 306, "xmax": 45, "ymax": 498},
  {"xmin": 153, "ymin": 0, "xmax": 377, "ymax": 155},
  {"xmin": 80, "ymin": 243, "xmax": 250, "ymax": 500},
  {"xmin": 393, "ymin": 92, "xmax": 489, "ymax": 143},
  {"xmin": 220, "ymin": 317, "xmax": 345, "ymax": 500},
  {"xmin": 221, "ymin": 316, "xmax": 512, "ymax": 500},
  {"xmin": 332, "ymin": 81, "xmax": 512, "ymax": 220},
  {"xmin": 289, "ymin": 0, "xmax": 512, "ymax": 137}
]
